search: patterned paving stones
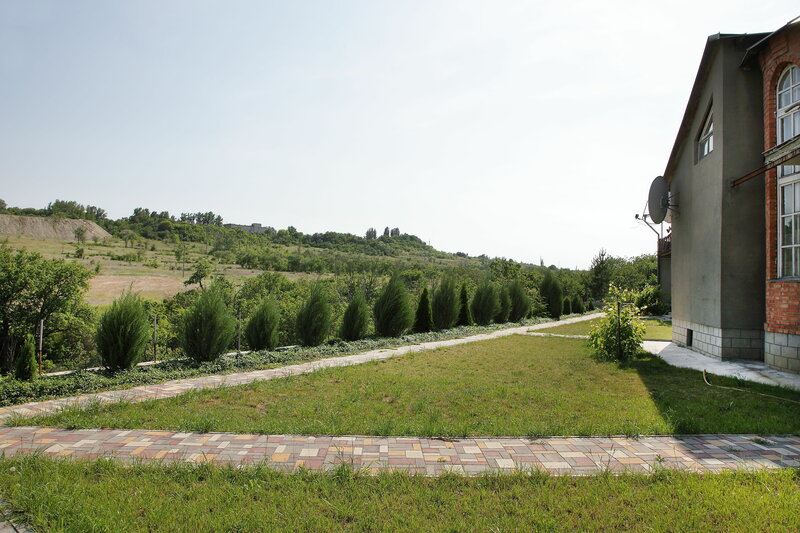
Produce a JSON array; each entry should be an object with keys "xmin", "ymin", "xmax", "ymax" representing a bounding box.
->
[{"xmin": 1, "ymin": 427, "xmax": 799, "ymax": 476}]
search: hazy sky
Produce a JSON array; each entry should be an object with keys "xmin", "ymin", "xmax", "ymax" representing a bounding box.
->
[{"xmin": 1, "ymin": 1, "xmax": 797, "ymax": 268}]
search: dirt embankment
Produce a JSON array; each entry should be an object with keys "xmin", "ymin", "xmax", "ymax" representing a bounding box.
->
[{"xmin": 0, "ymin": 214, "xmax": 111, "ymax": 241}]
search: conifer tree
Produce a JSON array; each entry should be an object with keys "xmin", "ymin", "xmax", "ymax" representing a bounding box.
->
[
  {"xmin": 373, "ymin": 276, "xmax": 413, "ymax": 337},
  {"xmin": 456, "ymin": 283, "xmax": 473, "ymax": 326},
  {"xmin": 340, "ymin": 290, "xmax": 370, "ymax": 341},
  {"xmin": 471, "ymin": 281, "xmax": 499, "ymax": 326},
  {"xmin": 413, "ymin": 287, "xmax": 434, "ymax": 333},
  {"xmin": 431, "ymin": 277, "xmax": 460, "ymax": 330}
]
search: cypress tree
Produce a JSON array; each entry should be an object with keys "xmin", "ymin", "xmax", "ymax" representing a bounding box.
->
[
  {"xmin": 508, "ymin": 279, "xmax": 530, "ymax": 321},
  {"xmin": 563, "ymin": 296, "xmax": 573, "ymax": 315},
  {"xmin": 431, "ymin": 277, "xmax": 460, "ymax": 330},
  {"xmin": 572, "ymin": 294, "xmax": 585, "ymax": 314},
  {"xmin": 181, "ymin": 287, "xmax": 236, "ymax": 362},
  {"xmin": 295, "ymin": 284, "xmax": 332, "ymax": 346},
  {"xmin": 413, "ymin": 287, "xmax": 434, "ymax": 333},
  {"xmin": 541, "ymin": 270, "xmax": 564, "ymax": 319},
  {"xmin": 96, "ymin": 292, "xmax": 150, "ymax": 371},
  {"xmin": 495, "ymin": 285, "xmax": 511, "ymax": 323},
  {"xmin": 471, "ymin": 282, "xmax": 499, "ymax": 326},
  {"xmin": 373, "ymin": 276, "xmax": 414, "ymax": 337},
  {"xmin": 245, "ymin": 297, "xmax": 281, "ymax": 351},
  {"xmin": 14, "ymin": 334, "xmax": 37, "ymax": 381},
  {"xmin": 456, "ymin": 283, "xmax": 473, "ymax": 326},
  {"xmin": 340, "ymin": 290, "xmax": 369, "ymax": 341}
]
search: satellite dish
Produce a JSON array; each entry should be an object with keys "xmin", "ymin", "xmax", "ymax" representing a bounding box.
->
[{"xmin": 647, "ymin": 175, "xmax": 670, "ymax": 224}]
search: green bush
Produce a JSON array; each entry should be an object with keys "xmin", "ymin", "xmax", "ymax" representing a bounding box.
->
[
  {"xmin": 96, "ymin": 292, "xmax": 151, "ymax": 371},
  {"xmin": 295, "ymin": 284, "xmax": 332, "ymax": 347},
  {"xmin": 373, "ymin": 276, "xmax": 413, "ymax": 337},
  {"xmin": 635, "ymin": 285, "xmax": 669, "ymax": 316},
  {"xmin": 340, "ymin": 291, "xmax": 369, "ymax": 341},
  {"xmin": 563, "ymin": 297, "xmax": 573, "ymax": 315},
  {"xmin": 540, "ymin": 270, "xmax": 563, "ymax": 319},
  {"xmin": 431, "ymin": 277, "xmax": 459, "ymax": 330},
  {"xmin": 14, "ymin": 334, "xmax": 37, "ymax": 381},
  {"xmin": 495, "ymin": 285, "xmax": 511, "ymax": 323},
  {"xmin": 456, "ymin": 284, "xmax": 473, "ymax": 326},
  {"xmin": 413, "ymin": 287, "xmax": 434, "ymax": 333},
  {"xmin": 180, "ymin": 287, "xmax": 236, "ymax": 362},
  {"xmin": 470, "ymin": 282, "xmax": 499, "ymax": 326},
  {"xmin": 589, "ymin": 284, "xmax": 646, "ymax": 361},
  {"xmin": 245, "ymin": 298, "xmax": 280, "ymax": 351},
  {"xmin": 507, "ymin": 279, "xmax": 530, "ymax": 321},
  {"xmin": 572, "ymin": 294, "xmax": 585, "ymax": 314}
]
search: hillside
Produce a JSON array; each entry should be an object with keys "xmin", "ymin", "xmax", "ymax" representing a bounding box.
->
[{"xmin": 0, "ymin": 214, "xmax": 111, "ymax": 241}]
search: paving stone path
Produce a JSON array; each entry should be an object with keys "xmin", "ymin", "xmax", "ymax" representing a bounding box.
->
[
  {"xmin": 1, "ymin": 427, "xmax": 798, "ymax": 476},
  {"xmin": 0, "ymin": 315, "xmax": 601, "ymax": 423}
]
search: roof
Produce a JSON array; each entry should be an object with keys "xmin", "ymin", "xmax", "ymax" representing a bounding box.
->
[
  {"xmin": 663, "ymin": 32, "xmax": 768, "ymax": 182},
  {"xmin": 740, "ymin": 15, "xmax": 800, "ymax": 68}
]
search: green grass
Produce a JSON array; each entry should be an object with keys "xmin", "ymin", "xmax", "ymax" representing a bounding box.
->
[
  {"xmin": 537, "ymin": 318, "xmax": 672, "ymax": 340},
  {"xmin": 24, "ymin": 335, "xmax": 800, "ymax": 436},
  {"xmin": 0, "ymin": 456, "xmax": 798, "ymax": 532}
]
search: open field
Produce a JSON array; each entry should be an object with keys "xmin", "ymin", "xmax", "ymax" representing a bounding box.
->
[
  {"xmin": 1, "ymin": 456, "xmax": 798, "ymax": 532},
  {"xmin": 1, "ymin": 233, "xmax": 328, "ymax": 305},
  {"xmin": 537, "ymin": 317, "xmax": 673, "ymax": 340},
  {"xmin": 26, "ymin": 335, "xmax": 800, "ymax": 436}
]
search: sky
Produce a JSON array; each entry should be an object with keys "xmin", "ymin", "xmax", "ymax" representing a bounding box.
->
[{"xmin": 1, "ymin": 1, "xmax": 797, "ymax": 269}]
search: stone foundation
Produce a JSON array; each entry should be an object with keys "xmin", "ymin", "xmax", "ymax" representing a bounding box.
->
[
  {"xmin": 672, "ymin": 319, "xmax": 764, "ymax": 360},
  {"xmin": 765, "ymin": 331, "xmax": 800, "ymax": 373}
]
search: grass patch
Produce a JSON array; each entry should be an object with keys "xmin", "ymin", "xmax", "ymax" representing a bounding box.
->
[
  {"xmin": 24, "ymin": 335, "xmax": 800, "ymax": 436},
  {"xmin": 537, "ymin": 318, "xmax": 672, "ymax": 340},
  {"xmin": 0, "ymin": 318, "xmax": 555, "ymax": 407},
  {"xmin": 0, "ymin": 456, "xmax": 798, "ymax": 532}
]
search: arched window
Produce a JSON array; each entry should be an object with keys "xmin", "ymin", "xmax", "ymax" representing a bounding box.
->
[{"xmin": 778, "ymin": 65, "xmax": 800, "ymax": 277}]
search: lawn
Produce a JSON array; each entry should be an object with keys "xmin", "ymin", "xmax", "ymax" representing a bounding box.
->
[
  {"xmin": 0, "ymin": 456, "xmax": 798, "ymax": 532},
  {"xmin": 24, "ymin": 335, "xmax": 800, "ymax": 436},
  {"xmin": 537, "ymin": 318, "xmax": 673, "ymax": 340}
]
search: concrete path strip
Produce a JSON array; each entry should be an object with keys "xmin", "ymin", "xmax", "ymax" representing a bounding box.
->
[
  {"xmin": 644, "ymin": 341, "xmax": 800, "ymax": 391},
  {"xmin": 0, "ymin": 314, "xmax": 602, "ymax": 423},
  {"xmin": 1, "ymin": 427, "xmax": 798, "ymax": 476}
]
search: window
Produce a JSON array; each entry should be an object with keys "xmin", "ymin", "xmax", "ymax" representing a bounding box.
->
[
  {"xmin": 780, "ymin": 181, "xmax": 800, "ymax": 277},
  {"xmin": 777, "ymin": 65, "xmax": 800, "ymax": 277},
  {"xmin": 697, "ymin": 109, "xmax": 713, "ymax": 160}
]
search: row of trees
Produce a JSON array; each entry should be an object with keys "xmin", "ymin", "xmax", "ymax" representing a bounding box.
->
[{"xmin": 82, "ymin": 274, "xmax": 542, "ymax": 373}]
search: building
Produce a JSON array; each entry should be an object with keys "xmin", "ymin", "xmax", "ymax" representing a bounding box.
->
[
  {"xmin": 658, "ymin": 18, "xmax": 800, "ymax": 373},
  {"xmin": 222, "ymin": 222, "xmax": 275, "ymax": 234}
]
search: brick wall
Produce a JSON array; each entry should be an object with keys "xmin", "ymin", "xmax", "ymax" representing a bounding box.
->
[{"xmin": 758, "ymin": 25, "xmax": 800, "ymax": 339}]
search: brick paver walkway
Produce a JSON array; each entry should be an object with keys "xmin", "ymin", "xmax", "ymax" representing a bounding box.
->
[
  {"xmin": 0, "ymin": 315, "xmax": 601, "ymax": 423},
  {"xmin": 1, "ymin": 427, "xmax": 798, "ymax": 476}
]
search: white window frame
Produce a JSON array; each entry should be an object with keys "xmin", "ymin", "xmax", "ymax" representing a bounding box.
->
[
  {"xmin": 697, "ymin": 108, "xmax": 713, "ymax": 161},
  {"xmin": 777, "ymin": 65, "xmax": 800, "ymax": 278}
]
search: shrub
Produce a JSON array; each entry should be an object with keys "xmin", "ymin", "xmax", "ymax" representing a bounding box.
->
[
  {"xmin": 340, "ymin": 291, "xmax": 369, "ymax": 341},
  {"xmin": 431, "ymin": 277, "xmax": 460, "ymax": 330},
  {"xmin": 572, "ymin": 294, "xmax": 585, "ymax": 314},
  {"xmin": 96, "ymin": 292, "xmax": 151, "ymax": 371},
  {"xmin": 245, "ymin": 298, "xmax": 280, "ymax": 351},
  {"xmin": 14, "ymin": 334, "xmax": 37, "ymax": 381},
  {"xmin": 413, "ymin": 287, "xmax": 434, "ymax": 333},
  {"xmin": 495, "ymin": 285, "xmax": 511, "ymax": 323},
  {"xmin": 373, "ymin": 276, "xmax": 414, "ymax": 337},
  {"xmin": 589, "ymin": 284, "xmax": 646, "ymax": 361},
  {"xmin": 635, "ymin": 285, "xmax": 669, "ymax": 316},
  {"xmin": 471, "ymin": 282, "xmax": 499, "ymax": 326},
  {"xmin": 295, "ymin": 284, "xmax": 332, "ymax": 347},
  {"xmin": 507, "ymin": 279, "xmax": 530, "ymax": 322},
  {"xmin": 540, "ymin": 270, "xmax": 563, "ymax": 319},
  {"xmin": 563, "ymin": 297, "xmax": 573, "ymax": 315},
  {"xmin": 180, "ymin": 287, "xmax": 236, "ymax": 362},
  {"xmin": 456, "ymin": 283, "xmax": 473, "ymax": 326}
]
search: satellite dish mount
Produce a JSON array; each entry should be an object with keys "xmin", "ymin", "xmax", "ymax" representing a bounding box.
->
[{"xmin": 647, "ymin": 175, "xmax": 676, "ymax": 224}]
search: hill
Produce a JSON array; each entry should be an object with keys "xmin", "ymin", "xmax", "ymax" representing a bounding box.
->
[{"xmin": 0, "ymin": 214, "xmax": 111, "ymax": 241}]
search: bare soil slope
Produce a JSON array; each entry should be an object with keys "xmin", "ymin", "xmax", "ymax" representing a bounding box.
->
[{"xmin": 0, "ymin": 214, "xmax": 111, "ymax": 241}]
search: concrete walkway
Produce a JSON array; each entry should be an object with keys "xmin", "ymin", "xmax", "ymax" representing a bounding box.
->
[
  {"xmin": 644, "ymin": 341, "xmax": 800, "ymax": 391},
  {"xmin": 0, "ymin": 314, "xmax": 602, "ymax": 423},
  {"xmin": 1, "ymin": 427, "xmax": 798, "ymax": 476}
]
